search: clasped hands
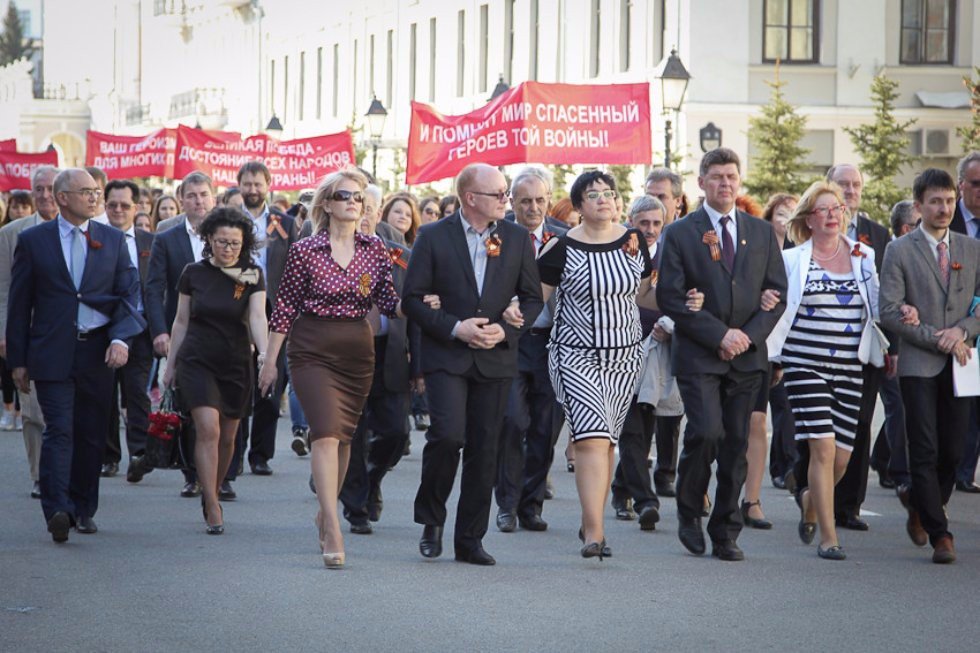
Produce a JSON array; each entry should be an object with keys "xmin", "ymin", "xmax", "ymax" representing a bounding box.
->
[
  {"xmin": 421, "ymin": 294, "xmax": 504, "ymax": 349},
  {"xmin": 713, "ymin": 288, "xmax": 783, "ymax": 361},
  {"xmin": 895, "ymin": 304, "xmax": 972, "ymax": 367}
]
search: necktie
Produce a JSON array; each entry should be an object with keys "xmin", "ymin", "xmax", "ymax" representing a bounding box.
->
[
  {"xmin": 72, "ymin": 227, "xmax": 97, "ymax": 329},
  {"xmin": 719, "ymin": 216, "xmax": 735, "ymax": 271},
  {"xmin": 937, "ymin": 241, "xmax": 950, "ymax": 286}
]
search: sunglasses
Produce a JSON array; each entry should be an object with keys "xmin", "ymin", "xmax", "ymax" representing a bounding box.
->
[{"xmin": 329, "ymin": 190, "xmax": 365, "ymax": 203}]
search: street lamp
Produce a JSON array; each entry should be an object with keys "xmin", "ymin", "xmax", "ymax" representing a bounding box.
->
[
  {"xmin": 489, "ymin": 75, "xmax": 509, "ymax": 102},
  {"xmin": 365, "ymin": 94, "xmax": 388, "ymax": 179},
  {"xmin": 699, "ymin": 122, "xmax": 722, "ymax": 152},
  {"xmin": 655, "ymin": 48, "xmax": 691, "ymax": 169},
  {"xmin": 264, "ymin": 114, "xmax": 284, "ymax": 140}
]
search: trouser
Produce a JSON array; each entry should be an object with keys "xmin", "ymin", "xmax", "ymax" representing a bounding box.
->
[
  {"xmin": 611, "ymin": 396, "xmax": 660, "ymax": 512},
  {"xmin": 105, "ymin": 329, "xmax": 152, "ymax": 463}
]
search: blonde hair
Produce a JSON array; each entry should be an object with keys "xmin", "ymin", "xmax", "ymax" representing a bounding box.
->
[
  {"xmin": 786, "ymin": 181, "xmax": 850, "ymax": 245},
  {"xmin": 310, "ymin": 169, "xmax": 369, "ymax": 234}
]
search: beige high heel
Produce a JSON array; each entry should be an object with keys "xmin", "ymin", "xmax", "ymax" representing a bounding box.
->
[{"xmin": 322, "ymin": 552, "xmax": 346, "ymax": 569}]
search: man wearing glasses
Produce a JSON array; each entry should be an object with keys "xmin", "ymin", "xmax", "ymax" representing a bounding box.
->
[
  {"xmin": 7, "ymin": 168, "xmax": 144, "ymax": 543},
  {"xmin": 403, "ymin": 163, "xmax": 543, "ymax": 565}
]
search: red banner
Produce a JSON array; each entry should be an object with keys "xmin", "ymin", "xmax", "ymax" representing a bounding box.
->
[
  {"xmin": 406, "ymin": 81, "xmax": 652, "ymax": 185},
  {"xmin": 86, "ymin": 128, "xmax": 179, "ymax": 179},
  {"xmin": 173, "ymin": 125, "xmax": 355, "ymax": 189},
  {"xmin": 0, "ymin": 138, "xmax": 16, "ymax": 152},
  {"xmin": 0, "ymin": 150, "xmax": 59, "ymax": 191}
]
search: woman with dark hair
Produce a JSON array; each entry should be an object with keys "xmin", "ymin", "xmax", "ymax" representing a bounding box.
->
[
  {"xmin": 439, "ymin": 194, "xmax": 458, "ymax": 217},
  {"xmin": 419, "ymin": 196, "xmax": 441, "ymax": 225},
  {"xmin": 762, "ymin": 193, "xmax": 798, "ymax": 250},
  {"xmin": 221, "ymin": 188, "xmax": 243, "ymax": 210},
  {"xmin": 381, "ymin": 192, "xmax": 422, "ymax": 245},
  {"xmin": 151, "ymin": 195, "xmax": 180, "ymax": 231},
  {"xmin": 163, "ymin": 207, "xmax": 269, "ymax": 535},
  {"xmin": 258, "ymin": 169, "xmax": 402, "ymax": 569},
  {"xmin": 535, "ymin": 170, "xmax": 702, "ymax": 560},
  {"xmin": 3, "ymin": 190, "xmax": 35, "ymax": 225}
]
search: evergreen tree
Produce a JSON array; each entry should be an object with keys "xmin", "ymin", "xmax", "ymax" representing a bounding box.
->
[
  {"xmin": 843, "ymin": 74, "xmax": 917, "ymax": 224},
  {"xmin": 549, "ymin": 164, "xmax": 574, "ymax": 200},
  {"xmin": 0, "ymin": 2, "xmax": 30, "ymax": 66},
  {"xmin": 607, "ymin": 164, "xmax": 635, "ymax": 210},
  {"xmin": 743, "ymin": 64, "xmax": 811, "ymax": 202},
  {"xmin": 957, "ymin": 67, "xmax": 980, "ymax": 153}
]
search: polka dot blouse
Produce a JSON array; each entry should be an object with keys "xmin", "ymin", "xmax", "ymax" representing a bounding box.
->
[{"xmin": 269, "ymin": 230, "xmax": 400, "ymax": 333}]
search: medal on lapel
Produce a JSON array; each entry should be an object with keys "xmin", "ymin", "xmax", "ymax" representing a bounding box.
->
[
  {"xmin": 622, "ymin": 232, "xmax": 639, "ymax": 256},
  {"xmin": 702, "ymin": 231, "xmax": 721, "ymax": 261},
  {"xmin": 266, "ymin": 215, "xmax": 289, "ymax": 239},
  {"xmin": 485, "ymin": 233, "xmax": 502, "ymax": 257},
  {"xmin": 233, "ymin": 283, "xmax": 246, "ymax": 300},
  {"xmin": 388, "ymin": 246, "xmax": 408, "ymax": 269},
  {"xmin": 358, "ymin": 272, "xmax": 373, "ymax": 296}
]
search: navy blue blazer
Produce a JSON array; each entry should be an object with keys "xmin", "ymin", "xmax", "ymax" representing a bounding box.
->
[
  {"xmin": 144, "ymin": 217, "xmax": 194, "ymax": 339},
  {"xmin": 6, "ymin": 219, "xmax": 144, "ymax": 381}
]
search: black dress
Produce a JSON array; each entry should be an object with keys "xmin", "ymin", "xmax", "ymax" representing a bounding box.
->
[{"xmin": 175, "ymin": 261, "xmax": 265, "ymax": 418}]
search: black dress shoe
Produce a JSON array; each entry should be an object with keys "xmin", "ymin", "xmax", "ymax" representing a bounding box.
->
[
  {"xmin": 250, "ymin": 461, "xmax": 273, "ymax": 476},
  {"xmin": 419, "ymin": 525, "xmax": 443, "ymax": 558},
  {"xmin": 31, "ymin": 482, "xmax": 41, "ymax": 499},
  {"xmin": 955, "ymin": 480, "xmax": 980, "ymax": 494},
  {"xmin": 368, "ymin": 502, "xmax": 383, "ymax": 522},
  {"xmin": 47, "ymin": 511, "xmax": 71, "ymax": 543},
  {"xmin": 100, "ymin": 462, "xmax": 118, "ymax": 478},
  {"xmin": 711, "ymin": 539, "xmax": 744, "ymax": 561},
  {"xmin": 496, "ymin": 510, "xmax": 517, "ymax": 533},
  {"xmin": 455, "ymin": 546, "xmax": 496, "ymax": 566},
  {"xmin": 613, "ymin": 498, "xmax": 636, "ymax": 521},
  {"xmin": 350, "ymin": 521, "xmax": 373, "ymax": 535},
  {"xmin": 878, "ymin": 473, "xmax": 896, "ymax": 489},
  {"xmin": 638, "ymin": 505, "xmax": 660, "ymax": 531},
  {"xmin": 126, "ymin": 456, "xmax": 149, "ymax": 483},
  {"xmin": 655, "ymin": 482, "xmax": 676, "ymax": 498},
  {"xmin": 677, "ymin": 516, "xmax": 706, "ymax": 555},
  {"xmin": 835, "ymin": 514, "xmax": 869, "ymax": 531},
  {"xmin": 218, "ymin": 481, "xmax": 237, "ymax": 501},
  {"xmin": 771, "ymin": 475, "xmax": 787, "ymax": 490},
  {"xmin": 180, "ymin": 481, "xmax": 202, "ymax": 498},
  {"xmin": 518, "ymin": 513, "xmax": 548, "ymax": 531},
  {"xmin": 76, "ymin": 515, "xmax": 98, "ymax": 534}
]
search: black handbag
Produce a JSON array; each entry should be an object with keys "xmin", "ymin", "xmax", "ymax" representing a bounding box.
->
[{"xmin": 145, "ymin": 387, "xmax": 188, "ymax": 469}]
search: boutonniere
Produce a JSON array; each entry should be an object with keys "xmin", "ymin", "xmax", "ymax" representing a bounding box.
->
[
  {"xmin": 139, "ymin": 250, "xmax": 151, "ymax": 258},
  {"xmin": 541, "ymin": 231, "xmax": 555, "ymax": 246},
  {"xmin": 358, "ymin": 272, "xmax": 373, "ymax": 296},
  {"xmin": 622, "ymin": 232, "xmax": 640, "ymax": 257},
  {"xmin": 702, "ymin": 231, "xmax": 721, "ymax": 262},
  {"xmin": 649, "ymin": 270, "xmax": 659, "ymax": 285},
  {"xmin": 858, "ymin": 233, "xmax": 872, "ymax": 247},
  {"xmin": 84, "ymin": 229, "xmax": 102, "ymax": 250},
  {"xmin": 850, "ymin": 243, "xmax": 867, "ymax": 258},
  {"xmin": 485, "ymin": 233, "xmax": 502, "ymax": 258},
  {"xmin": 266, "ymin": 214, "xmax": 289, "ymax": 239},
  {"xmin": 388, "ymin": 246, "xmax": 408, "ymax": 269},
  {"xmin": 951, "ymin": 262, "xmax": 963, "ymax": 271}
]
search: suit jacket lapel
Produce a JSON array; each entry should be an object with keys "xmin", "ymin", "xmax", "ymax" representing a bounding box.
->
[
  {"xmin": 447, "ymin": 213, "xmax": 479, "ymax": 295},
  {"xmin": 732, "ymin": 212, "xmax": 751, "ymax": 278},
  {"xmin": 694, "ymin": 209, "xmax": 731, "ymax": 277},
  {"xmin": 80, "ymin": 223, "xmax": 102, "ymax": 287},
  {"xmin": 910, "ymin": 230, "xmax": 947, "ymax": 293},
  {"xmin": 176, "ymin": 217, "xmax": 194, "ymax": 263},
  {"xmin": 47, "ymin": 222, "xmax": 76, "ymax": 288}
]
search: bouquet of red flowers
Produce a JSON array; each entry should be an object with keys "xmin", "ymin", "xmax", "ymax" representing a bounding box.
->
[{"xmin": 145, "ymin": 388, "xmax": 186, "ymax": 469}]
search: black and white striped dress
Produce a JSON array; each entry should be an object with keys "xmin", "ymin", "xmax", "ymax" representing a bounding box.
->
[
  {"xmin": 781, "ymin": 260, "xmax": 864, "ymax": 450},
  {"xmin": 538, "ymin": 229, "xmax": 652, "ymax": 444}
]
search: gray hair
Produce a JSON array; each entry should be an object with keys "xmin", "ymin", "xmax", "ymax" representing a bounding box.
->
[
  {"xmin": 510, "ymin": 166, "xmax": 553, "ymax": 195},
  {"xmin": 364, "ymin": 184, "xmax": 383, "ymax": 206},
  {"xmin": 31, "ymin": 165, "xmax": 59, "ymax": 187},
  {"xmin": 644, "ymin": 167, "xmax": 682, "ymax": 198},
  {"xmin": 628, "ymin": 195, "xmax": 666, "ymax": 219},
  {"xmin": 956, "ymin": 151, "xmax": 980, "ymax": 182},
  {"xmin": 889, "ymin": 199, "xmax": 917, "ymax": 237},
  {"xmin": 826, "ymin": 164, "xmax": 862, "ymax": 183}
]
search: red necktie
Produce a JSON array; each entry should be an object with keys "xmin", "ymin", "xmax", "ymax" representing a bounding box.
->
[{"xmin": 937, "ymin": 241, "xmax": 950, "ymax": 286}]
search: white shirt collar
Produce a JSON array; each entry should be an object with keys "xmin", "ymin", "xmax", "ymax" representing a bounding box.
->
[
  {"xmin": 703, "ymin": 202, "xmax": 734, "ymax": 230},
  {"xmin": 920, "ymin": 223, "xmax": 950, "ymax": 248}
]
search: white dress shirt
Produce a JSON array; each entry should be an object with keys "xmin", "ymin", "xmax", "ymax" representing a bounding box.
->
[{"xmin": 704, "ymin": 202, "xmax": 738, "ymax": 257}]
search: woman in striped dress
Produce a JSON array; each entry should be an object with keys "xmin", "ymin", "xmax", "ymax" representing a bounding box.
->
[
  {"xmin": 537, "ymin": 171, "xmax": 703, "ymax": 560},
  {"xmin": 766, "ymin": 181, "xmax": 882, "ymax": 560}
]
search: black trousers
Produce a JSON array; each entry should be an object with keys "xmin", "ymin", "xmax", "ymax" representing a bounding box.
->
[
  {"xmin": 495, "ymin": 333, "xmax": 562, "ymax": 519},
  {"xmin": 414, "ymin": 366, "xmax": 511, "ymax": 552},
  {"xmin": 766, "ymin": 378, "xmax": 797, "ymax": 481},
  {"xmin": 834, "ymin": 364, "xmax": 881, "ymax": 518},
  {"xmin": 611, "ymin": 396, "xmax": 660, "ymax": 512},
  {"xmin": 341, "ymin": 336, "xmax": 411, "ymax": 524},
  {"xmin": 105, "ymin": 329, "xmax": 152, "ymax": 463},
  {"xmin": 245, "ymin": 347, "xmax": 288, "ymax": 466},
  {"xmin": 653, "ymin": 414, "xmax": 682, "ymax": 487},
  {"xmin": 901, "ymin": 361, "xmax": 970, "ymax": 545},
  {"xmin": 35, "ymin": 331, "xmax": 114, "ymax": 522},
  {"xmin": 870, "ymin": 374, "xmax": 910, "ymax": 486},
  {"xmin": 675, "ymin": 370, "xmax": 762, "ymax": 543}
]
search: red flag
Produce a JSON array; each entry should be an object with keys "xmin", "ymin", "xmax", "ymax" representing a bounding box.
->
[
  {"xmin": 0, "ymin": 150, "xmax": 60, "ymax": 191},
  {"xmin": 0, "ymin": 138, "xmax": 16, "ymax": 152},
  {"xmin": 86, "ymin": 129, "xmax": 178, "ymax": 178}
]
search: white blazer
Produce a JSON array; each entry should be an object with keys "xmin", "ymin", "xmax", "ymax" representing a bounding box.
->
[{"xmin": 766, "ymin": 236, "xmax": 880, "ymax": 363}]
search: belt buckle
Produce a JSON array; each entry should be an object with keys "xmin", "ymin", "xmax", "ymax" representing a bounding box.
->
[{"xmin": 77, "ymin": 331, "xmax": 88, "ymax": 341}]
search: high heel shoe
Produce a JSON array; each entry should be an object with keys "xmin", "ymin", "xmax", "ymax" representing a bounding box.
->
[
  {"xmin": 797, "ymin": 488, "xmax": 816, "ymax": 545},
  {"xmin": 322, "ymin": 551, "xmax": 346, "ymax": 569},
  {"xmin": 578, "ymin": 528, "xmax": 611, "ymax": 558},
  {"xmin": 203, "ymin": 501, "xmax": 224, "ymax": 535},
  {"xmin": 741, "ymin": 500, "xmax": 773, "ymax": 530}
]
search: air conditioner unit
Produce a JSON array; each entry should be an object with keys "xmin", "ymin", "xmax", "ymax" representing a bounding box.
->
[{"xmin": 921, "ymin": 128, "xmax": 952, "ymax": 157}]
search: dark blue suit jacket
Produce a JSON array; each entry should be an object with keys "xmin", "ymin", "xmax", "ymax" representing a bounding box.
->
[
  {"xmin": 144, "ymin": 217, "xmax": 194, "ymax": 339},
  {"xmin": 6, "ymin": 219, "xmax": 144, "ymax": 381}
]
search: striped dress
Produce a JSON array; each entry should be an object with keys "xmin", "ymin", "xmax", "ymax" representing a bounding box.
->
[
  {"xmin": 538, "ymin": 229, "xmax": 652, "ymax": 444},
  {"xmin": 780, "ymin": 260, "xmax": 865, "ymax": 450}
]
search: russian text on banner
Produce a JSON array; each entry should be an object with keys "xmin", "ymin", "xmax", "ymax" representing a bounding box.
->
[
  {"xmin": 0, "ymin": 150, "xmax": 60, "ymax": 191},
  {"xmin": 406, "ymin": 81, "xmax": 652, "ymax": 185},
  {"xmin": 85, "ymin": 129, "xmax": 181, "ymax": 179}
]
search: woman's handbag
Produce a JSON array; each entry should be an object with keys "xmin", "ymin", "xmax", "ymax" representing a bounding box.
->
[
  {"xmin": 145, "ymin": 387, "xmax": 187, "ymax": 469},
  {"xmin": 858, "ymin": 318, "xmax": 890, "ymax": 369}
]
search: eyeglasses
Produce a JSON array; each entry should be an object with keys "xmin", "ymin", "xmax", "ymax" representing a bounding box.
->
[
  {"xmin": 515, "ymin": 197, "xmax": 549, "ymax": 208},
  {"xmin": 106, "ymin": 202, "xmax": 134, "ymax": 210},
  {"xmin": 422, "ymin": 207, "xmax": 440, "ymax": 215},
  {"xmin": 470, "ymin": 191, "xmax": 509, "ymax": 202},
  {"xmin": 329, "ymin": 190, "xmax": 364, "ymax": 203},
  {"xmin": 585, "ymin": 190, "xmax": 618, "ymax": 201},
  {"xmin": 809, "ymin": 205, "xmax": 846, "ymax": 218},
  {"xmin": 213, "ymin": 239, "xmax": 243, "ymax": 250},
  {"xmin": 63, "ymin": 189, "xmax": 102, "ymax": 199}
]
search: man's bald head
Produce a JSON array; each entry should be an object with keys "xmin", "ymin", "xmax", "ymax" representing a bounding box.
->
[{"xmin": 455, "ymin": 164, "xmax": 508, "ymax": 222}]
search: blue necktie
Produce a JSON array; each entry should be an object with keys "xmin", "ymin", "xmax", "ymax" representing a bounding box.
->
[{"xmin": 72, "ymin": 227, "xmax": 97, "ymax": 329}]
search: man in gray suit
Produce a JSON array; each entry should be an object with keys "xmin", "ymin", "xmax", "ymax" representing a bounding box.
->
[
  {"xmin": 0, "ymin": 165, "xmax": 59, "ymax": 499},
  {"xmin": 879, "ymin": 168, "xmax": 980, "ymax": 564}
]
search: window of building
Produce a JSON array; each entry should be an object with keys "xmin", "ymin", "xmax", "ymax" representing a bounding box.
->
[
  {"xmin": 504, "ymin": 0, "xmax": 514, "ymax": 85},
  {"xmin": 479, "ymin": 5, "xmax": 489, "ymax": 93},
  {"xmin": 620, "ymin": 0, "xmax": 632, "ymax": 72},
  {"xmin": 386, "ymin": 30, "xmax": 394, "ymax": 107},
  {"xmin": 457, "ymin": 10, "xmax": 466, "ymax": 97},
  {"xmin": 316, "ymin": 47, "xmax": 323, "ymax": 119},
  {"xmin": 429, "ymin": 18, "xmax": 437, "ymax": 101},
  {"xmin": 901, "ymin": 0, "xmax": 955, "ymax": 64},
  {"xmin": 332, "ymin": 44, "xmax": 339, "ymax": 118},
  {"xmin": 529, "ymin": 0, "xmax": 539, "ymax": 81},
  {"xmin": 763, "ymin": 0, "xmax": 819, "ymax": 63},
  {"xmin": 410, "ymin": 23, "xmax": 418, "ymax": 101},
  {"xmin": 299, "ymin": 51, "xmax": 305, "ymax": 121},
  {"xmin": 589, "ymin": 0, "xmax": 601, "ymax": 78}
]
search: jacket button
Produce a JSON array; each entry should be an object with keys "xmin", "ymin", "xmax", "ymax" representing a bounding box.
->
[{"xmin": 77, "ymin": 293, "xmax": 82, "ymax": 299}]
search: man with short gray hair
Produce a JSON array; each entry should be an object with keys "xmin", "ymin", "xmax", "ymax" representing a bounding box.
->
[
  {"xmin": 889, "ymin": 200, "xmax": 919, "ymax": 238},
  {"xmin": 644, "ymin": 167, "xmax": 683, "ymax": 223}
]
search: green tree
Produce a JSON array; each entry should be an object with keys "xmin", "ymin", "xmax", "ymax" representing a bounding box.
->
[
  {"xmin": 549, "ymin": 164, "xmax": 574, "ymax": 199},
  {"xmin": 0, "ymin": 2, "xmax": 30, "ymax": 66},
  {"xmin": 843, "ymin": 74, "xmax": 917, "ymax": 224},
  {"xmin": 743, "ymin": 64, "xmax": 811, "ymax": 202},
  {"xmin": 607, "ymin": 164, "xmax": 636, "ymax": 208},
  {"xmin": 957, "ymin": 66, "xmax": 980, "ymax": 153}
]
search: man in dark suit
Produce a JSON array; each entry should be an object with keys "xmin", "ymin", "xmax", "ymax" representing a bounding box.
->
[
  {"xmin": 494, "ymin": 168, "xmax": 566, "ymax": 534},
  {"xmin": 236, "ymin": 161, "xmax": 299, "ymax": 476},
  {"xmin": 145, "ymin": 171, "xmax": 228, "ymax": 498},
  {"xmin": 656, "ymin": 148, "xmax": 787, "ymax": 561},
  {"xmin": 7, "ymin": 168, "xmax": 144, "ymax": 542},
  {"xmin": 403, "ymin": 163, "xmax": 543, "ymax": 565},
  {"xmin": 101, "ymin": 179, "xmax": 156, "ymax": 484}
]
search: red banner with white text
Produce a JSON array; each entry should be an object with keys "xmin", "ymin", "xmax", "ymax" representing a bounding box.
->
[
  {"xmin": 0, "ymin": 138, "xmax": 16, "ymax": 152},
  {"xmin": 173, "ymin": 125, "xmax": 355, "ymax": 189},
  {"xmin": 86, "ymin": 129, "xmax": 179, "ymax": 179},
  {"xmin": 0, "ymin": 150, "xmax": 59, "ymax": 191},
  {"xmin": 406, "ymin": 81, "xmax": 652, "ymax": 184}
]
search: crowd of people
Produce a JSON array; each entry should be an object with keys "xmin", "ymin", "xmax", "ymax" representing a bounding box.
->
[{"xmin": 2, "ymin": 147, "xmax": 978, "ymax": 568}]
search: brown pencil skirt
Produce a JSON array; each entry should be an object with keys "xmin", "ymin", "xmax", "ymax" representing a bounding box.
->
[{"xmin": 287, "ymin": 315, "xmax": 375, "ymax": 443}]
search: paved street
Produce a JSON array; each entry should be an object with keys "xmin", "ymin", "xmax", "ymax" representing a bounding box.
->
[{"xmin": 2, "ymin": 415, "xmax": 979, "ymax": 652}]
